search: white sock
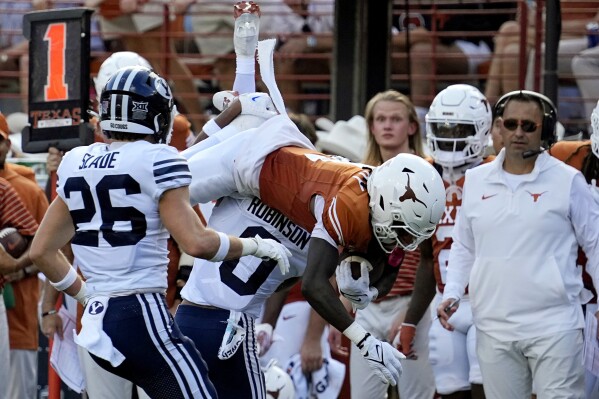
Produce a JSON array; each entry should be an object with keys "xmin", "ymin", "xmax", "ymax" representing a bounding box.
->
[
  {"xmin": 233, "ymin": 57, "xmax": 256, "ymax": 94},
  {"xmin": 236, "ymin": 57, "xmax": 254, "ymax": 75}
]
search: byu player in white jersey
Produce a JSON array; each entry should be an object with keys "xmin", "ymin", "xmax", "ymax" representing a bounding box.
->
[
  {"xmin": 176, "ymin": 195, "xmax": 310, "ymax": 398},
  {"xmin": 30, "ymin": 66, "xmax": 291, "ymax": 399}
]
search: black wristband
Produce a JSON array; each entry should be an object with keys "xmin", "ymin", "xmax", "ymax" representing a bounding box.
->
[
  {"xmin": 42, "ymin": 310, "xmax": 58, "ymax": 317},
  {"xmin": 357, "ymin": 332, "xmax": 371, "ymax": 349}
]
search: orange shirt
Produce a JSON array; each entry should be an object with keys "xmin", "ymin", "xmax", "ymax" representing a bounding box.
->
[
  {"xmin": 0, "ymin": 177, "xmax": 39, "ymax": 292},
  {"xmin": 0, "ymin": 177, "xmax": 38, "ymax": 236},
  {"xmin": 260, "ymin": 147, "xmax": 373, "ymax": 253},
  {"xmin": 2, "ymin": 164, "xmax": 49, "ymax": 350}
]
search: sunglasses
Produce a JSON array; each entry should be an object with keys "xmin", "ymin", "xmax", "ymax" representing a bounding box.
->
[{"xmin": 502, "ymin": 119, "xmax": 540, "ymax": 133}]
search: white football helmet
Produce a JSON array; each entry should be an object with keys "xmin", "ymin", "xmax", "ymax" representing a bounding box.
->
[
  {"xmin": 95, "ymin": 51, "xmax": 152, "ymax": 102},
  {"xmin": 264, "ymin": 361, "xmax": 294, "ymax": 399},
  {"xmin": 591, "ymin": 100, "xmax": 599, "ymax": 159},
  {"xmin": 426, "ymin": 84, "xmax": 492, "ymax": 167},
  {"xmin": 367, "ymin": 153, "xmax": 445, "ymax": 253}
]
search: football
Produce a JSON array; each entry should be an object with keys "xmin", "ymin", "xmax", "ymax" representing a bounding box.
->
[{"xmin": 0, "ymin": 228, "xmax": 28, "ymax": 258}]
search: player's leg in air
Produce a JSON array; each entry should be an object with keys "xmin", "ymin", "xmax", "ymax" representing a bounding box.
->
[
  {"xmin": 211, "ymin": 1, "xmax": 261, "ymax": 118},
  {"xmin": 182, "ymin": 1, "xmax": 313, "ymax": 205}
]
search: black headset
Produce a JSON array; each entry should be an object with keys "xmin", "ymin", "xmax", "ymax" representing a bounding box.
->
[{"xmin": 494, "ymin": 90, "xmax": 558, "ymax": 145}]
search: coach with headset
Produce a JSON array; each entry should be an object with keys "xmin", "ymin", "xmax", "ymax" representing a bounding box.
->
[{"xmin": 436, "ymin": 90, "xmax": 599, "ymax": 398}]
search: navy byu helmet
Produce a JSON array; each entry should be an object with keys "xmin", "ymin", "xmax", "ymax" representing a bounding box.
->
[{"xmin": 99, "ymin": 66, "xmax": 174, "ymax": 144}]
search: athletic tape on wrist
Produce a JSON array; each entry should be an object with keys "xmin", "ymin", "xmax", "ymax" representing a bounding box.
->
[
  {"xmin": 210, "ymin": 231, "xmax": 231, "ymax": 262},
  {"xmin": 202, "ymin": 119, "xmax": 221, "ymax": 137},
  {"xmin": 343, "ymin": 321, "xmax": 369, "ymax": 346},
  {"xmin": 50, "ymin": 267, "xmax": 78, "ymax": 291},
  {"xmin": 73, "ymin": 281, "xmax": 87, "ymax": 305},
  {"xmin": 240, "ymin": 237, "xmax": 258, "ymax": 257}
]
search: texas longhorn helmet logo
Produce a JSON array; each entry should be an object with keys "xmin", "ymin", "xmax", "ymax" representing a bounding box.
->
[{"xmin": 399, "ymin": 170, "xmax": 426, "ymax": 207}]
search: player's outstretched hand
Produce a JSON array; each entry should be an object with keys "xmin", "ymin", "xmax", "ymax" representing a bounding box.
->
[
  {"xmin": 336, "ymin": 258, "xmax": 377, "ymax": 310},
  {"xmin": 253, "ymin": 235, "xmax": 292, "ymax": 275},
  {"xmin": 359, "ymin": 334, "xmax": 405, "ymax": 386}
]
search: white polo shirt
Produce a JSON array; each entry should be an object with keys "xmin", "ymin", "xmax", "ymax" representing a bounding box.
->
[{"xmin": 443, "ymin": 150, "xmax": 599, "ymax": 341}]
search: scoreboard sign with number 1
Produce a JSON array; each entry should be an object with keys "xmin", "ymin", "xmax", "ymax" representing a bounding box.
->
[{"xmin": 22, "ymin": 8, "xmax": 94, "ymax": 152}]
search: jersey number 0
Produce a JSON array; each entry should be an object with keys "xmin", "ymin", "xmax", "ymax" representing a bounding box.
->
[{"xmin": 220, "ymin": 226, "xmax": 280, "ymax": 296}]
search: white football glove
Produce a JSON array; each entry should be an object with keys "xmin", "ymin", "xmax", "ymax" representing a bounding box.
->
[
  {"xmin": 336, "ymin": 257, "xmax": 378, "ymax": 310},
  {"xmin": 344, "ymin": 322, "xmax": 405, "ymax": 386},
  {"xmin": 218, "ymin": 311, "xmax": 246, "ymax": 360},
  {"xmin": 251, "ymin": 235, "xmax": 292, "ymax": 275},
  {"xmin": 238, "ymin": 92, "xmax": 278, "ymax": 119},
  {"xmin": 358, "ymin": 333, "xmax": 405, "ymax": 386},
  {"xmin": 255, "ymin": 323, "xmax": 273, "ymax": 356}
]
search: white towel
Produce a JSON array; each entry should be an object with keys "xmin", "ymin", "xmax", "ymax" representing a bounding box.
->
[
  {"xmin": 258, "ymin": 39, "xmax": 287, "ymax": 116},
  {"xmin": 284, "ymin": 354, "xmax": 346, "ymax": 399},
  {"xmin": 310, "ymin": 357, "xmax": 345, "ymax": 399},
  {"xmin": 74, "ymin": 296, "xmax": 125, "ymax": 367},
  {"xmin": 285, "ymin": 354, "xmax": 309, "ymax": 399}
]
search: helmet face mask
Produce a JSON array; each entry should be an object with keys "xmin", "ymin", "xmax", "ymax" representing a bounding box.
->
[
  {"xmin": 368, "ymin": 153, "xmax": 445, "ymax": 254},
  {"xmin": 591, "ymin": 100, "xmax": 599, "ymax": 159},
  {"xmin": 426, "ymin": 84, "xmax": 491, "ymax": 167},
  {"xmin": 99, "ymin": 66, "xmax": 174, "ymax": 144},
  {"xmin": 372, "ymin": 213, "xmax": 435, "ymax": 253}
]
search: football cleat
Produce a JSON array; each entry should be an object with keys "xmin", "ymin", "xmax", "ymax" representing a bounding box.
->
[
  {"xmin": 212, "ymin": 90, "xmax": 238, "ymax": 112},
  {"xmin": 233, "ymin": 1, "xmax": 261, "ymax": 58},
  {"xmin": 238, "ymin": 92, "xmax": 277, "ymax": 118},
  {"xmin": 212, "ymin": 91, "xmax": 276, "ymax": 117}
]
